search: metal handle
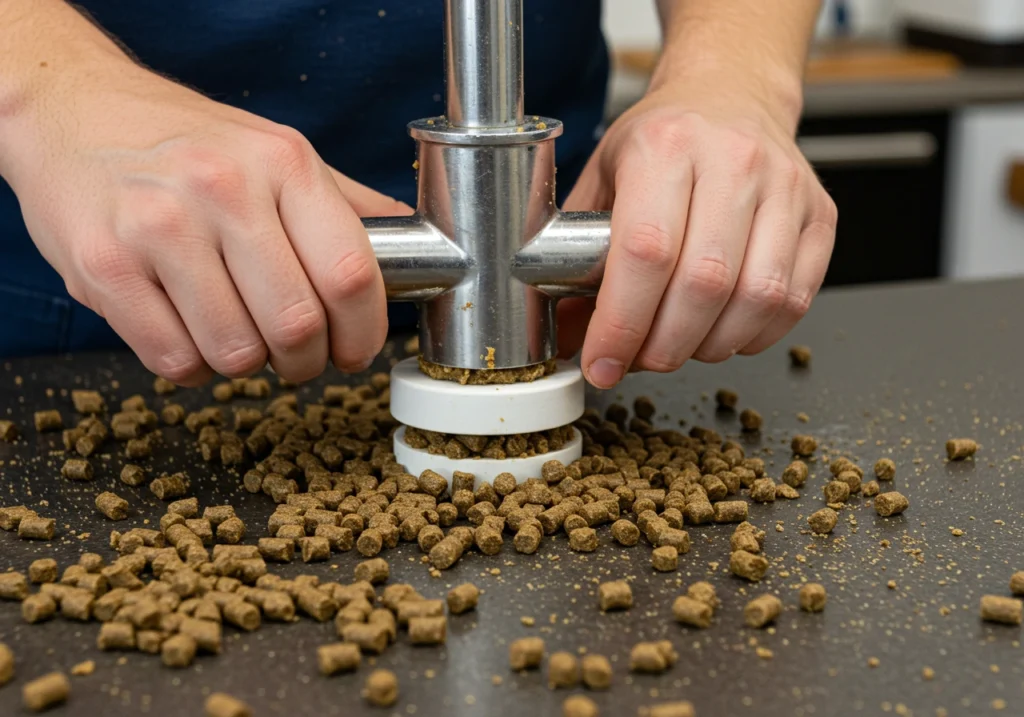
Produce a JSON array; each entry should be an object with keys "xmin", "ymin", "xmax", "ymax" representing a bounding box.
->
[{"xmin": 798, "ymin": 132, "xmax": 938, "ymax": 168}]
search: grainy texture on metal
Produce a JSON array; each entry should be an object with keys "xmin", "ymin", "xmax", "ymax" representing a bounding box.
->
[{"xmin": 1, "ymin": 278, "xmax": 1024, "ymax": 716}]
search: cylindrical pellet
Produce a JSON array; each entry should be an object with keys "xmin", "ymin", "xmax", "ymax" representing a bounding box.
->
[
  {"xmin": 363, "ymin": 669, "xmax": 398, "ymax": 707},
  {"xmin": 179, "ymin": 616, "xmax": 222, "ymax": 653},
  {"xmin": 97, "ymin": 622, "xmax": 135, "ymax": 651},
  {"xmin": 513, "ymin": 525, "xmax": 542, "ymax": 555},
  {"xmin": 446, "ymin": 583, "xmax": 479, "ymax": 615},
  {"xmin": 581, "ymin": 654, "xmax": 612, "ymax": 690},
  {"xmin": 299, "ymin": 537, "xmax": 330, "ymax": 563},
  {"xmin": 823, "ymin": 480, "xmax": 850, "ymax": 504},
  {"xmin": 946, "ymin": 438, "xmax": 977, "ymax": 461},
  {"xmin": 22, "ymin": 594, "xmax": 57, "ymax": 624},
  {"xmin": 672, "ymin": 596, "xmax": 712, "ymax": 628},
  {"xmin": 799, "ymin": 583, "xmax": 827, "ymax": 612},
  {"xmin": 150, "ymin": 474, "xmax": 189, "ymax": 500},
  {"xmin": 686, "ymin": 582, "xmax": 719, "ymax": 611},
  {"xmin": 509, "ymin": 637, "xmax": 545, "ymax": 671},
  {"xmin": 0, "ymin": 642, "xmax": 12, "ymax": 686},
  {"xmin": 1010, "ymin": 571, "xmax": 1024, "ymax": 597},
  {"xmin": 563, "ymin": 695, "xmax": 598, "ymax": 717},
  {"xmin": 61, "ymin": 458, "xmax": 93, "ymax": 481},
  {"xmin": 610, "ymin": 519, "xmax": 640, "ymax": 546},
  {"xmin": 0, "ymin": 572, "xmax": 28, "ymax": 601},
  {"xmin": 355, "ymin": 528, "xmax": 383, "ymax": 557},
  {"xmin": 980, "ymin": 595, "xmax": 1022, "ymax": 625},
  {"xmin": 296, "ymin": 588, "xmax": 336, "ymax": 622},
  {"xmin": 641, "ymin": 702, "xmax": 697, "ymax": 717},
  {"xmin": 548, "ymin": 651, "xmax": 579, "ymax": 689},
  {"xmin": 204, "ymin": 692, "xmax": 252, "ymax": 717},
  {"xmin": 22, "ymin": 672, "xmax": 70, "ymax": 712},
  {"xmin": 33, "ymin": 410, "xmax": 63, "ymax": 432},
  {"xmin": 318, "ymin": 642, "xmax": 361, "ymax": 675},
  {"xmin": 429, "ymin": 535, "xmax": 464, "ymax": 569},
  {"xmin": 341, "ymin": 622, "xmax": 389, "ymax": 654},
  {"xmin": 396, "ymin": 599, "xmax": 444, "ymax": 626},
  {"xmin": 161, "ymin": 634, "xmax": 197, "ymax": 668},
  {"xmin": 597, "ymin": 581, "xmax": 632, "ymax": 611},
  {"xmin": 354, "ymin": 558, "xmax": 389, "ymax": 585},
  {"xmin": 808, "ymin": 507, "xmax": 838, "ymax": 534},
  {"xmin": 875, "ymin": 491, "xmax": 909, "ymax": 517},
  {"xmin": 223, "ymin": 600, "xmax": 260, "ymax": 631},
  {"xmin": 18, "ymin": 517, "xmax": 55, "ymax": 540},
  {"xmin": 629, "ymin": 642, "xmax": 668, "ymax": 674},
  {"xmin": 714, "ymin": 501, "xmax": 748, "ymax": 523},
  {"xmin": 730, "ymin": 550, "xmax": 769, "ymax": 582},
  {"xmin": 744, "ymin": 594, "xmax": 783, "ymax": 628},
  {"xmin": 408, "ymin": 615, "xmax": 446, "ymax": 645},
  {"xmin": 95, "ymin": 492, "xmax": 129, "ymax": 521},
  {"xmin": 569, "ymin": 527, "xmax": 598, "ymax": 552},
  {"xmin": 61, "ymin": 591, "xmax": 93, "ymax": 621},
  {"xmin": 781, "ymin": 460, "xmax": 808, "ymax": 488}
]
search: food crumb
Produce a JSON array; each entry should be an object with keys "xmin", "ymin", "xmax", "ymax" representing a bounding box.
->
[{"xmin": 70, "ymin": 661, "xmax": 95, "ymax": 677}]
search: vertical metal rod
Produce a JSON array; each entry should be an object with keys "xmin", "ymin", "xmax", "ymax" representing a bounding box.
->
[{"xmin": 444, "ymin": 0, "xmax": 524, "ymax": 128}]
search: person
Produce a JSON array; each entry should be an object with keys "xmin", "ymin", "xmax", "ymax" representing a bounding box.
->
[{"xmin": 0, "ymin": 0, "xmax": 836, "ymax": 391}]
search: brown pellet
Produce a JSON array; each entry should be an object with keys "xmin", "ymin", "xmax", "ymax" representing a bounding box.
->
[
  {"xmin": 216, "ymin": 517, "xmax": 246, "ymax": 544},
  {"xmin": 510, "ymin": 637, "xmax": 545, "ymax": 671},
  {"xmin": 750, "ymin": 478, "xmax": 776, "ymax": 503},
  {"xmin": 598, "ymin": 580, "xmax": 632, "ymax": 611},
  {"xmin": 363, "ymin": 669, "xmax": 398, "ymax": 707},
  {"xmin": 781, "ymin": 460, "xmax": 808, "ymax": 488},
  {"xmin": 300, "ymin": 537, "xmax": 331, "ymax": 562},
  {"xmin": 799, "ymin": 583, "xmax": 827, "ymax": 612},
  {"xmin": 263, "ymin": 592, "xmax": 296, "ymax": 622},
  {"xmin": 789, "ymin": 344, "xmax": 811, "ymax": 367},
  {"xmin": 447, "ymin": 583, "xmax": 479, "ymax": 615},
  {"xmin": 258, "ymin": 537, "xmax": 295, "ymax": 563},
  {"xmin": 513, "ymin": 524, "xmax": 542, "ymax": 555},
  {"xmin": 862, "ymin": 480, "xmax": 880, "ymax": 497},
  {"xmin": 318, "ymin": 642, "xmax": 361, "ymax": 675},
  {"xmin": 161, "ymin": 634, "xmax": 197, "ymax": 668},
  {"xmin": 223, "ymin": 599, "xmax": 260, "ymax": 631},
  {"xmin": 715, "ymin": 388, "xmax": 738, "ymax": 410},
  {"xmin": 396, "ymin": 599, "xmax": 444, "ymax": 626},
  {"xmin": 0, "ymin": 420, "xmax": 18, "ymax": 442},
  {"xmin": 651, "ymin": 546, "xmax": 678, "ymax": 572},
  {"xmin": 713, "ymin": 501, "xmax": 748, "ymax": 524},
  {"xmin": 672, "ymin": 595, "xmax": 712, "ymax": 628},
  {"xmin": 0, "ymin": 505, "xmax": 36, "ymax": 531},
  {"xmin": 429, "ymin": 536, "xmax": 464, "ymax": 569},
  {"xmin": 95, "ymin": 492, "xmax": 129, "ymax": 520},
  {"xmin": 0, "ymin": 643, "xmax": 12, "ymax": 685},
  {"xmin": 97, "ymin": 622, "xmax": 135, "ymax": 650},
  {"xmin": 823, "ymin": 480, "xmax": 850, "ymax": 504},
  {"xmin": 687, "ymin": 582, "xmax": 719, "ymax": 610},
  {"xmin": 874, "ymin": 458, "xmax": 896, "ymax": 480},
  {"xmin": 18, "ymin": 517, "xmax": 55, "ymax": 541},
  {"xmin": 739, "ymin": 408, "xmax": 762, "ymax": 432},
  {"xmin": 946, "ymin": 438, "xmax": 978, "ymax": 461},
  {"xmin": 342, "ymin": 623, "xmax": 390, "ymax": 654},
  {"xmin": 356, "ymin": 528, "xmax": 383, "ymax": 557},
  {"xmin": 409, "ymin": 615, "xmax": 447, "ymax": 645},
  {"xmin": 61, "ymin": 458, "xmax": 93, "ymax": 481},
  {"xmin": 1010, "ymin": 571, "xmax": 1024, "ymax": 596},
  {"xmin": 581, "ymin": 654, "xmax": 612, "ymax": 690},
  {"xmin": 22, "ymin": 593, "xmax": 57, "ymax": 624},
  {"xmin": 119, "ymin": 464, "xmax": 146, "ymax": 487},
  {"xmin": 34, "ymin": 410, "xmax": 63, "ymax": 432},
  {"xmin": 791, "ymin": 434, "xmax": 817, "ymax": 456},
  {"xmin": 150, "ymin": 473, "xmax": 189, "ymax": 500},
  {"xmin": 204, "ymin": 505, "xmax": 236, "ymax": 526},
  {"xmin": 808, "ymin": 507, "xmax": 838, "ymax": 534},
  {"xmin": 744, "ymin": 594, "xmax": 783, "ymax": 628},
  {"xmin": 204, "ymin": 693, "xmax": 252, "ymax": 717},
  {"xmin": 23, "ymin": 672, "xmax": 70, "ymax": 712},
  {"xmin": 980, "ymin": 595, "xmax": 1022, "ymax": 625},
  {"xmin": 354, "ymin": 558, "xmax": 389, "ymax": 585},
  {"xmin": 563, "ymin": 695, "xmax": 598, "ymax": 717},
  {"xmin": 569, "ymin": 527, "xmax": 598, "ymax": 552},
  {"xmin": 629, "ymin": 642, "xmax": 669, "ymax": 674},
  {"xmin": 546, "ymin": 651, "xmax": 580, "ymax": 689},
  {"xmin": 730, "ymin": 550, "xmax": 769, "ymax": 581},
  {"xmin": 0, "ymin": 572, "xmax": 28, "ymax": 600},
  {"xmin": 180, "ymin": 616, "xmax": 222, "ymax": 653},
  {"xmin": 639, "ymin": 702, "xmax": 696, "ymax": 717},
  {"xmin": 875, "ymin": 491, "xmax": 909, "ymax": 517}
]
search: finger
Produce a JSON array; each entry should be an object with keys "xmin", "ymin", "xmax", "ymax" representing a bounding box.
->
[
  {"xmin": 740, "ymin": 196, "xmax": 837, "ymax": 354},
  {"xmin": 691, "ymin": 170, "xmax": 805, "ymax": 362},
  {"xmin": 153, "ymin": 239, "xmax": 269, "ymax": 379},
  {"xmin": 631, "ymin": 168, "xmax": 758, "ymax": 372},
  {"xmin": 220, "ymin": 206, "xmax": 330, "ymax": 382},
  {"xmin": 563, "ymin": 150, "xmax": 611, "ymax": 212},
  {"xmin": 579, "ymin": 152, "xmax": 693, "ymax": 389},
  {"xmin": 556, "ymin": 297, "xmax": 595, "ymax": 359},
  {"xmin": 328, "ymin": 167, "xmax": 415, "ymax": 217},
  {"xmin": 277, "ymin": 149, "xmax": 387, "ymax": 371}
]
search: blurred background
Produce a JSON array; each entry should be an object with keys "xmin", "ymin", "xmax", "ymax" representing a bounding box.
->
[{"xmin": 601, "ymin": 0, "xmax": 1024, "ymax": 287}]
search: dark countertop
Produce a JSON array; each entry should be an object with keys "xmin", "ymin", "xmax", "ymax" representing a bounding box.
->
[{"xmin": 2, "ymin": 277, "xmax": 1024, "ymax": 716}]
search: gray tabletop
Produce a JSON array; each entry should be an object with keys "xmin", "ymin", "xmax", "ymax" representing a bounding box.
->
[{"xmin": 2, "ymin": 277, "xmax": 1024, "ymax": 717}]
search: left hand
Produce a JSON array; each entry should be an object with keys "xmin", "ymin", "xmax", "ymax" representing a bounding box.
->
[{"xmin": 558, "ymin": 75, "xmax": 837, "ymax": 389}]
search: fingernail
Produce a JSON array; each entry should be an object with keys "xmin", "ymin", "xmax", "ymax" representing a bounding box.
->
[{"xmin": 587, "ymin": 358, "xmax": 625, "ymax": 389}]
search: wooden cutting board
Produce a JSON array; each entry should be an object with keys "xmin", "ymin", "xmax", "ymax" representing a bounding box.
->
[{"xmin": 616, "ymin": 40, "xmax": 961, "ymax": 83}]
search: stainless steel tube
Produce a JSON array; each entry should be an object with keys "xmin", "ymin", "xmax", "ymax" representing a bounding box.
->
[
  {"xmin": 444, "ymin": 0, "xmax": 524, "ymax": 128},
  {"xmin": 512, "ymin": 212, "xmax": 612, "ymax": 297},
  {"xmin": 363, "ymin": 216, "xmax": 469, "ymax": 301}
]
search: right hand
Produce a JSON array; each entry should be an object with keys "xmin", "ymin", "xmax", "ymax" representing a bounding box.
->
[{"xmin": 3, "ymin": 45, "xmax": 409, "ymax": 385}]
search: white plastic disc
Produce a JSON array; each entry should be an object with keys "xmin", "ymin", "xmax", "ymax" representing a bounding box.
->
[
  {"xmin": 392, "ymin": 426, "xmax": 582, "ymax": 485},
  {"xmin": 388, "ymin": 357, "xmax": 585, "ymax": 435}
]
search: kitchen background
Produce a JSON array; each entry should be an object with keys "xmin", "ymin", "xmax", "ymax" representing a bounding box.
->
[{"xmin": 598, "ymin": 0, "xmax": 1024, "ymax": 287}]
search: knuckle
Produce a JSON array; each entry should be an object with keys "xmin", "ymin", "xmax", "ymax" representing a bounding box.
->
[
  {"xmin": 115, "ymin": 190, "xmax": 190, "ymax": 243},
  {"xmin": 181, "ymin": 150, "xmax": 250, "ymax": 209},
  {"xmin": 820, "ymin": 194, "xmax": 839, "ymax": 228},
  {"xmin": 681, "ymin": 254, "xmax": 734, "ymax": 306},
  {"xmin": 264, "ymin": 125, "xmax": 316, "ymax": 185},
  {"xmin": 784, "ymin": 289, "xmax": 814, "ymax": 319},
  {"xmin": 692, "ymin": 344, "xmax": 732, "ymax": 365},
  {"xmin": 633, "ymin": 113, "xmax": 699, "ymax": 155},
  {"xmin": 623, "ymin": 221, "xmax": 676, "ymax": 270},
  {"xmin": 635, "ymin": 349, "xmax": 683, "ymax": 374},
  {"xmin": 152, "ymin": 349, "xmax": 207, "ymax": 385},
  {"xmin": 738, "ymin": 275, "xmax": 788, "ymax": 314},
  {"xmin": 77, "ymin": 242, "xmax": 139, "ymax": 288},
  {"xmin": 321, "ymin": 249, "xmax": 380, "ymax": 305},
  {"xmin": 600, "ymin": 311, "xmax": 647, "ymax": 346},
  {"xmin": 727, "ymin": 132, "xmax": 766, "ymax": 175},
  {"xmin": 211, "ymin": 338, "xmax": 268, "ymax": 377},
  {"xmin": 268, "ymin": 299, "xmax": 327, "ymax": 352},
  {"xmin": 776, "ymin": 157, "xmax": 803, "ymax": 193}
]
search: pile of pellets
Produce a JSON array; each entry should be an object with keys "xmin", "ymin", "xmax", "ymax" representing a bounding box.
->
[{"xmin": 0, "ymin": 344, "xmax": 1021, "ymax": 715}]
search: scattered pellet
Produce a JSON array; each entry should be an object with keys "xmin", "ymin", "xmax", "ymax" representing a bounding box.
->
[
  {"xmin": 629, "ymin": 642, "xmax": 670, "ymax": 674},
  {"xmin": 875, "ymin": 491, "xmax": 909, "ymax": 517},
  {"xmin": 598, "ymin": 580, "xmax": 632, "ymax": 611},
  {"xmin": 686, "ymin": 582, "xmax": 719, "ymax": 611},
  {"xmin": 730, "ymin": 550, "xmax": 768, "ymax": 581},
  {"xmin": 97, "ymin": 622, "xmax": 135, "ymax": 651},
  {"xmin": 714, "ymin": 501, "xmax": 748, "ymax": 523},
  {"xmin": 739, "ymin": 408, "xmax": 762, "ymax": 432},
  {"xmin": 216, "ymin": 517, "xmax": 246, "ymax": 544},
  {"xmin": 95, "ymin": 492, "xmax": 129, "ymax": 520},
  {"xmin": 808, "ymin": 507, "xmax": 838, "ymax": 534},
  {"xmin": 300, "ymin": 537, "xmax": 331, "ymax": 562},
  {"xmin": 781, "ymin": 460, "xmax": 808, "ymax": 488},
  {"xmin": 355, "ymin": 558, "xmax": 389, "ymax": 585},
  {"xmin": 409, "ymin": 616, "xmax": 447, "ymax": 645},
  {"xmin": 744, "ymin": 594, "xmax": 783, "ymax": 628},
  {"xmin": 342, "ymin": 623, "xmax": 390, "ymax": 654},
  {"xmin": 0, "ymin": 420, "xmax": 18, "ymax": 442},
  {"xmin": 61, "ymin": 458, "xmax": 93, "ymax": 481},
  {"xmin": 18, "ymin": 517, "xmax": 55, "ymax": 541},
  {"xmin": 161, "ymin": 634, "xmax": 197, "ymax": 668},
  {"xmin": 0, "ymin": 642, "xmax": 12, "ymax": 686},
  {"xmin": 0, "ymin": 572, "xmax": 29, "ymax": 600},
  {"xmin": 119, "ymin": 464, "xmax": 146, "ymax": 487},
  {"xmin": 33, "ymin": 410, "xmax": 63, "ymax": 432},
  {"xmin": 874, "ymin": 458, "xmax": 896, "ymax": 480},
  {"xmin": 799, "ymin": 583, "xmax": 827, "ymax": 612},
  {"xmin": 258, "ymin": 537, "xmax": 295, "ymax": 563},
  {"xmin": 862, "ymin": 480, "xmax": 880, "ymax": 497},
  {"xmin": 1010, "ymin": 572, "xmax": 1024, "ymax": 597},
  {"xmin": 318, "ymin": 642, "xmax": 361, "ymax": 675},
  {"xmin": 563, "ymin": 695, "xmax": 598, "ymax": 717},
  {"xmin": 789, "ymin": 345, "xmax": 811, "ymax": 367},
  {"xmin": 980, "ymin": 595, "xmax": 1022, "ymax": 625},
  {"xmin": 639, "ymin": 702, "xmax": 696, "ymax": 717},
  {"xmin": 672, "ymin": 595, "xmax": 712, "ymax": 628},
  {"xmin": 363, "ymin": 669, "xmax": 398, "ymax": 707},
  {"xmin": 581, "ymin": 654, "xmax": 612, "ymax": 690},
  {"xmin": 69, "ymin": 661, "xmax": 94, "ymax": 677},
  {"xmin": 429, "ymin": 536, "xmax": 464, "ymax": 570},
  {"xmin": 22, "ymin": 672, "xmax": 70, "ymax": 712},
  {"xmin": 946, "ymin": 438, "xmax": 977, "ymax": 461},
  {"xmin": 204, "ymin": 692, "xmax": 252, "ymax": 717},
  {"xmin": 150, "ymin": 473, "xmax": 189, "ymax": 500},
  {"xmin": 22, "ymin": 593, "xmax": 57, "ymax": 624},
  {"xmin": 547, "ymin": 651, "xmax": 579, "ymax": 689},
  {"xmin": 180, "ymin": 616, "xmax": 222, "ymax": 654},
  {"xmin": 651, "ymin": 546, "xmax": 678, "ymax": 572},
  {"xmin": 447, "ymin": 583, "xmax": 479, "ymax": 615},
  {"xmin": 510, "ymin": 637, "xmax": 545, "ymax": 671}
]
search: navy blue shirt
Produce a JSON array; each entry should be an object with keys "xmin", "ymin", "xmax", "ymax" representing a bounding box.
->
[{"xmin": 0, "ymin": 0, "xmax": 608, "ymax": 357}]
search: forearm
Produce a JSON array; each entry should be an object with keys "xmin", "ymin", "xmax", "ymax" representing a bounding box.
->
[
  {"xmin": 652, "ymin": 0, "xmax": 821, "ymax": 132},
  {"xmin": 0, "ymin": 0, "xmax": 131, "ymax": 177}
]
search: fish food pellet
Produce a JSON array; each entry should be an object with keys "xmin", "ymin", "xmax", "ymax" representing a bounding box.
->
[
  {"xmin": 781, "ymin": 460, "xmax": 808, "ymax": 488},
  {"xmin": 581, "ymin": 654, "xmax": 612, "ymax": 690},
  {"xmin": 97, "ymin": 622, "xmax": 135, "ymax": 650},
  {"xmin": 27, "ymin": 560, "xmax": 55, "ymax": 586},
  {"xmin": 730, "ymin": 550, "xmax": 768, "ymax": 581},
  {"xmin": 547, "ymin": 651, "xmax": 579, "ymax": 689},
  {"xmin": 799, "ymin": 583, "xmax": 827, "ymax": 612},
  {"xmin": 980, "ymin": 595, "xmax": 1022, "ymax": 625},
  {"xmin": 180, "ymin": 616, "xmax": 222, "ymax": 654},
  {"xmin": 510, "ymin": 637, "xmax": 545, "ymax": 671},
  {"xmin": 258, "ymin": 537, "xmax": 295, "ymax": 563},
  {"xmin": 118, "ymin": 464, "xmax": 146, "ymax": 487},
  {"xmin": 429, "ymin": 536, "xmax": 464, "ymax": 570},
  {"xmin": 23, "ymin": 672, "xmax": 70, "ymax": 712},
  {"xmin": 687, "ymin": 582, "xmax": 719, "ymax": 610},
  {"xmin": 341, "ymin": 623, "xmax": 390, "ymax": 654},
  {"xmin": 0, "ymin": 643, "xmax": 12, "ymax": 686},
  {"xmin": 874, "ymin": 458, "xmax": 896, "ymax": 480},
  {"xmin": 629, "ymin": 642, "xmax": 669, "ymax": 674},
  {"xmin": 569, "ymin": 527, "xmax": 598, "ymax": 552},
  {"xmin": 875, "ymin": 491, "xmax": 909, "ymax": 517},
  {"xmin": 475, "ymin": 524, "xmax": 503, "ymax": 555},
  {"xmin": 0, "ymin": 506, "xmax": 36, "ymax": 531},
  {"xmin": 204, "ymin": 693, "xmax": 252, "ymax": 717},
  {"xmin": 862, "ymin": 480, "xmax": 880, "ymax": 497},
  {"xmin": 823, "ymin": 480, "xmax": 850, "ymax": 504},
  {"xmin": 1010, "ymin": 572, "xmax": 1024, "ymax": 596},
  {"xmin": 598, "ymin": 580, "xmax": 632, "ymax": 611},
  {"xmin": 300, "ymin": 537, "xmax": 331, "ymax": 562},
  {"xmin": 216, "ymin": 517, "xmax": 246, "ymax": 544},
  {"xmin": 19, "ymin": 517, "xmax": 55, "ymax": 541},
  {"xmin": 95, "ymin": 492, "xmax": 129, "ymax": 521},
  {"xmin": 150, "ymin": 474, "xmax": 189, "ymax": 500},
  {"xmin": 364, "ymin": 669, "xmax": 398, "ymax": 707},
  {"xmin": 61, "ymin": 458, "xmax": 93, "ymax": 481},
  {"xmin": 714, "ymin": 501, "xmax": 748, "ymax": 524},
  {"xmin": 744, "ymin": 594, "xmax": 783, "ymax": 628},
  {"xmin": 750, "ymin": 478, "xmax": 776, "ymax": 503},
  {"xmin": 447, "ymin": 583, "xmax": 479, "ymax": 615},
  {"xmin": 563, "ymin": 695, "xmax": 598, "ymax": 717},
  {"xmin": 639, "ymin": 702, "xmax": 697, "ymax": 717},
  {"xmin": 946, "ymin": 438, "xmax": 978, "ymax": 461},
  {"xmin": 808, "ymin": 507, "xmax": 838, "ymax": 534},
  {"xmin": 223, "ymin": 599, "xmax": 260, "ymax": 631},
  {"xmin": 161, "ymin": 634, "xmax": 197, "ymax": 668},
  {"xmin": 739, "ymin": 408, "xmax": 762, "ymax": 432},
  {"xmin": 791, "ymin": 434, "xmax": 817, "ymax": 456},
  {"xmin": 318, "ymin": 642, "xmax": 361, "ymax": 675},
  {"xmin": 263, "ymin": 592, "xmax": 296, "ymax": 621},
  {"xmin": 356, "ymin": 529, "xmax": 383, "ymax": 558},
  {"xmin": 34, "ymin": 410, "xmax": 63, "ymax": 432},
  {"xmin": 0, "ymin": 572, "xmax": 29, "ymax": 600},
  {"xmin": 396, "ymin": 599, "xmax": 444, "ymax": 626},
  {"xmin": 0, "ymin": 420, "xmax": 18, "ymax": 441},
  {"xmin": 651, "ymin": 546, "xmax": 678, "ymax": 572},
  {"xmin": 789, "ymin": 345, "xmax": 811, "ymax": 367},
  {"xmin": 409, "ymin": 615, "xmax": 447, "ymax": 645},
  {"xmin": 354, "ymin": 558, "xmax": 389, "ymax": 585},
  {"xmin": 22, "ymin": 593, "xmax": 57, "ymax": 623}
]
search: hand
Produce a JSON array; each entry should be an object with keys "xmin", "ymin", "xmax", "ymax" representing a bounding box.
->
[
  {"xmin": 4, "ymin": 52, "xmax": 410, "ymax": 386},
  {"xmin": 558, "ymin": 76, "xmax": 837, "ymax": 389}
]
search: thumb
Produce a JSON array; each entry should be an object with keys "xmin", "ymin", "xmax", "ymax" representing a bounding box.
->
[{"xmin": 328, "ymin": 166, "xmax": 415, "ymax": 217}]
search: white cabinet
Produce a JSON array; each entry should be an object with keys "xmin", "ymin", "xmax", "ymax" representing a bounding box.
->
[{"xmin": 943, "ymin": 103, "xmax": 1024, "ymax": 279}]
